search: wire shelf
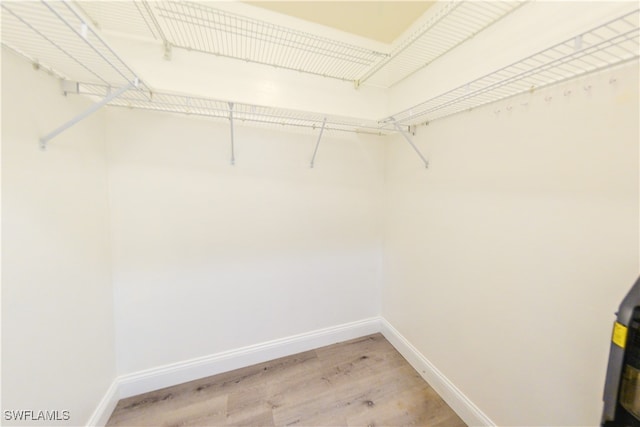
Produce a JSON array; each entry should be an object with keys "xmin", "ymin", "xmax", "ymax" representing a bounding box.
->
[
  {"xmin": 359, "ymin": 1, "xmax": 524, "ymax": 88},
  {"xmin": 75, "ymin": 82, "xmax": 392, "ymax": 136},
  {"xmin": 2, "ymin": 1, "xmax": 638, "ymax": 143},
  {"xmin": 1, "ymin": 1, "xmax": 140, "ymax": 87},
  {"xmin": 76, "ymin": 1, "xmax": 522, "ymax": 87},
  {"xmin": 143, "ymin": 1, "xmax": 387, "ymax": 82},
  {"xmin": 388, "ymin": 9, "xmax": 640, "ymax": 126}
]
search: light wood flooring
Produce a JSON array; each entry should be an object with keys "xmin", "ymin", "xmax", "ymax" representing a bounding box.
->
[{"xmin": 107, "ymin": 333, "xmax": 466, "ymax": 427}]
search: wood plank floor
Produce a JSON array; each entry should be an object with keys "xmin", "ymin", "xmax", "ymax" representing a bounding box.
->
[{"xmin": 107, "ymin": 334, "xmax": 467, "ymax": 427}]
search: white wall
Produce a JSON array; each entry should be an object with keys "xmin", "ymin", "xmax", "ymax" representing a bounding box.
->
[
  {"xmin": 382, "ymin": 61, "xmax": 639, "ymax": 426},
  {"xmin": 2, "ymin": 2, "xmax": 638, "ymax": 425},
  {"xmin": 1, "ymin": 49, "xmax": 116, "ymax": 425},
  {"xmin": 105, "ymin": 109, "xmax": 385, "ymax": 374}
]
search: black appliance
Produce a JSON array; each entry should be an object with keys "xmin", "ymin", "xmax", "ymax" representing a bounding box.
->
[{"xmin": 602, "ymin": 276, "xmax": 640, "ymax": 426}]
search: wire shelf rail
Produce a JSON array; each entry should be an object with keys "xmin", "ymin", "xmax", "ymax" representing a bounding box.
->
[
  {"xmin": 74, "ymin": 82, "xmax": 392, "ymax": 136},
  {"xmin": 387, "ymin": 8, "xmax": 640, "ymax": 126}
]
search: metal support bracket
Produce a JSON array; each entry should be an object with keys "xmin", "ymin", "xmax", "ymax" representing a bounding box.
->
[
  {"xmin": 164, "ymin": 41, "xmax": 172, "ymax": 60},
  {"xmin": 310, "ymin": 117, "xmax": 327, "ymax": 168},
  {"xmin": 229, "ymin": 102, "xmax": 235, "ymax": 165},
  {"xmin": 40, "ymin": 79, "xmax": 138, "ymax": 150},
  {"xmin": 393, "ymin": 121, "xmax": 429, "ymax": 168},
  {"xmin": 61, "ymin": 79, "xmax": 80, "ymax": 96}
]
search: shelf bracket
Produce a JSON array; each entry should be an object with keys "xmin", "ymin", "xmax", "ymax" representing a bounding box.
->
[
  {"xmin": 39, "ymin": 79, "xmax": 138, "ymax": 150},
  {"xmin": 310, "ymin": 117, "xmax": 327, "ymax": 168},
  {"xmin": 229, "ymin": 102, "xmax": 235, "ymax": 165},
  {"xmin": 393, "ymin": 121, "xmax": 428, "ymax": 168}
]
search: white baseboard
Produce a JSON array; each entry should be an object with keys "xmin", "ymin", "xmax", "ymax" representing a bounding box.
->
[
  {"xmin": 380, "ymin": 318, "xmax": 496, "ymax": 427},
  {"xmin": 88, "ymin": 316, "xmax": 491, "ymax": 427},
  {"xmin": 86, "ymin": 379, "xmax": 120, "ymax": 427},
  {"xmin": 116, "ymin": 317, "xmax": 381, "ymax": 399}
]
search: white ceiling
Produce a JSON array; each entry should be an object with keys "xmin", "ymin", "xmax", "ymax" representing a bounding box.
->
[{"xmin": 244, "ymin": 1, "xmax": 437, "ymax": 44}]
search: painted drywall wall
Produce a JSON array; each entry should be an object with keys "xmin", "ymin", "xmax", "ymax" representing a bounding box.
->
[
  {"xmin": 1, "ymin": 49, "xmax": 116, "ymax": 425},
  {"xmin": 382, "ymin": 60, "xmax": 639, "ymax": 426},
  {"xmin": 105, "ymin": 109, "xmax": 385, "ymax": 375},
  {"xmin": 2, "ymin": 2, "xmax": 637, "ymax": 425}
]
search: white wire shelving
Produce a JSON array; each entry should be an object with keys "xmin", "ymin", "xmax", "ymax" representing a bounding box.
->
[
  {"xmin": 1, "ymin": 1, "xmax": 139, "ymax": 87},
  {"xmin": 1, "ymin": 1, "xmax": 639, "ymax": 160},
  {"xmin": 75, "ymin": 0, "xmax": 523, "ymax": 88},
  {"xmin": 72, "ymin": 81, "xmax": 392, "ymax": 136},
  {"xmin": 358, "ymin": 1, "xmax": 524, "ymax": 88},
  {"xmin": 79, "ymin": 0, "xmax": 389, "ymax": 82},
  {"xmin": 0, "ymin": 0, "xmax": 391, "ymax": 140},
  {"xmin": 387, "ymin": 9, "xmax": 640, "ymax": 127}
]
